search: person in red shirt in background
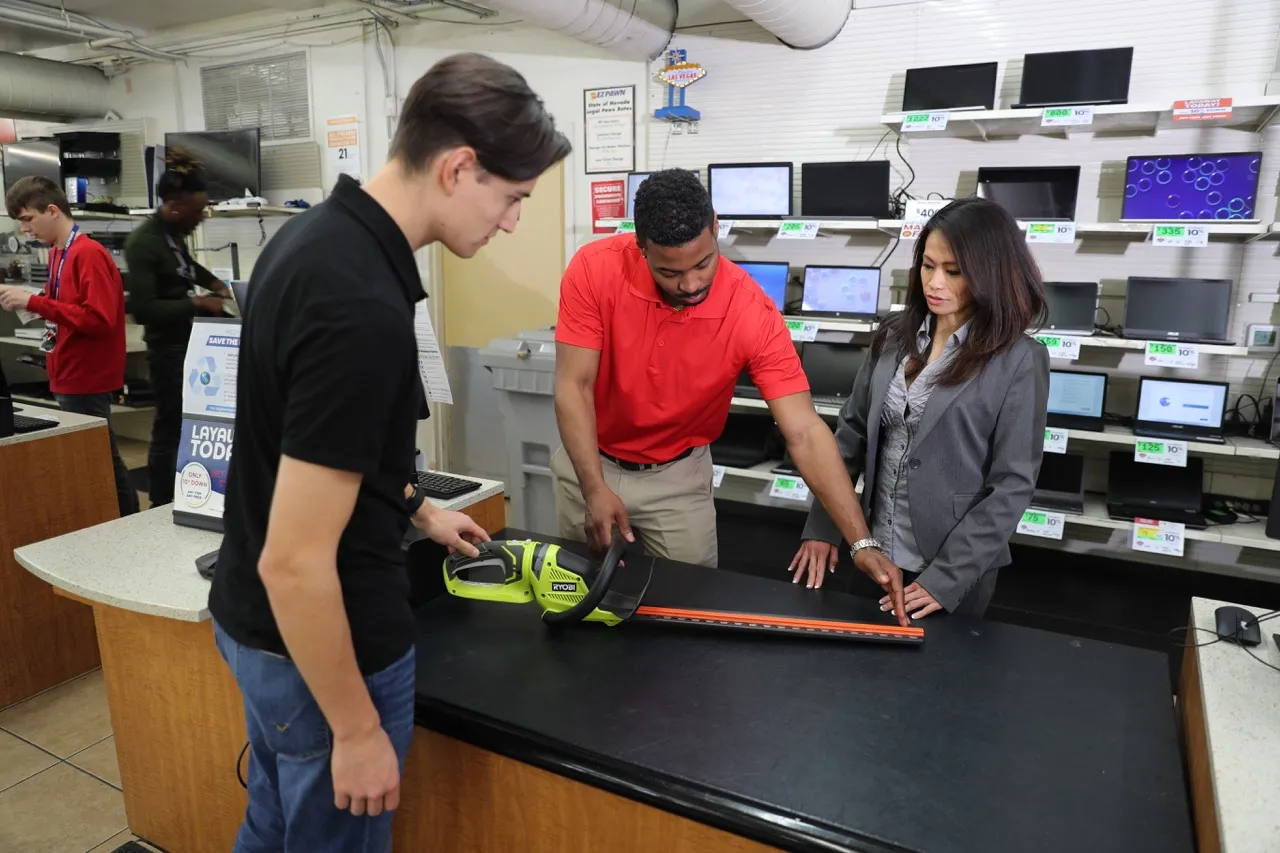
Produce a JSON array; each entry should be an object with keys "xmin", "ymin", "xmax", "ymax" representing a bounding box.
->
[
  {"xmin": 1, "ymin": 176, "xmax": 139, "ymax": 516},
  {"xmin": 552, "ymin": 168, "xmax": 907, "ymax": 624}
]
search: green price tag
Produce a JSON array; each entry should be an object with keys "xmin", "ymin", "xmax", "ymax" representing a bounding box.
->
[
  {"xmin": 785, "ymin": 320, "xmax": 803, "ymax": 332},
  {"xmin": 615, "ymin": 219, "xmax": 635, "ymax": 233},
  {"xmin": 1028, "ymin": 223, "xmax": 1055, "ymax": 235},
  {"xmin": 1155, "ymin": 225, "xmax": 1185, "ymax": 238},
  {"xmin": 1043, "ymin": 108, "xmax": 1072, "ymax": 119},
  {"xmin": 1038, "ymin": 335, "xmax": 1061, "ymax": 347},
  {"xmin": 1023, "ymin": 511, "xmax": 1047, "ymax": 525},
  {"xmin": 905, "ymin": 113, "xmax": 930, "ymax": 123},
  {"xmin": 776, "ymin": 478, "xmax": 795, "ymax": 489},
  {"xmin": 1148, "ymin": 342, "xmax": 1177, "ymax": 355},
  {"xmin": 779, "ymin": 222, "xmax": 804, "ymax": 232},
  {"xmin": 1136, "ymin": 441, "xmax": 1165, "ymax": 454}
]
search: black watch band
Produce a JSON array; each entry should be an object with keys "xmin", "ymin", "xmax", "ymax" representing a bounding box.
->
[{"xmin": 406, "ymin": 484, "xmax": 427, "ymax": 517}]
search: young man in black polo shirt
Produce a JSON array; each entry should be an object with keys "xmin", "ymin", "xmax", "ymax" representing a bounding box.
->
[{"xmin": 208, "ymin": 53, "xmax": 570, "ymax": 851}]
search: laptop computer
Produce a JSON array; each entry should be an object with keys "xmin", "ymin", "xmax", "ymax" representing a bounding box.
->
[
  {"xmin": 0, "ymin": 361, "xmax": 58, "ymax": 438},
  {"xmin": 736, "ymin": 261, "xmax": 789, "ymax": 312},
  {"xmin": 1121, "ymin": 277, "xmax": 1235, "ymax": 345},
  {"xmin": 1047, "ymin": 370, "xmax": 1107, "ymax": 432},
  {"xmin": 1042, "ymin": 282, "xmax": 1099, "ymax": 336},
  {"xmin": 710, "ymin": 413, "xmax": 779, "ymax": 469},
  {"xmin": 1032, "ymin": 451, "xmax": 1085, "ymax": 515},
  {"xmin": 799, "ymin": 266, "xmax": 880, "ymax": 320},
  {"xmin": 707, "ymin": 162, "xmax": 793, "ymax": 219},
  {"xmin": 1132, "ymin": 376, "xmax": 1229, "ymax": 445},
  {"xmin": 903, "ymin": 61, "xmax": 998, "ymax": 113},
  {"xmin": 976, "ymin": 166, "xmax": 1080, "ymax": 221},
  {"xmin": 1120, "ymin": 152, "xmax": 1263, "ymax": 224},
  {"xmin": 1106, "ymin": 450, "xmax": 1206, "ymax": 529},
  {"xmin": 800, "ymin": 161, "xmax": 891, "ymax": 220},
  {"xmin": 1013, "ymin": 47, "xmax": 1134, "ymax": 109},
  {"xmin": 802, "ymin": 343, "xmax": 866, "ymax": 408}
]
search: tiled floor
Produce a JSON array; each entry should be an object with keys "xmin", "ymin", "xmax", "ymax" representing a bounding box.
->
[{"xmin": 0, "ymin": 670, "xmax": 164, "ymax": 852}]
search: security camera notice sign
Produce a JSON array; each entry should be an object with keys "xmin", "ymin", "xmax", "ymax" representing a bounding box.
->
[{"xmin": 174, "ymin": 417, "xmax": 233, "ymax": 527}]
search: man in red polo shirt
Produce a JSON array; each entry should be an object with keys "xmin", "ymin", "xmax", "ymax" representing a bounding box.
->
[
  {"xmin": 1, "ymin": 176, "xmax": 139, "ymax": 516},
  {"xmin": 552, "ymin": 168, "xmax": 906, "ymax": 623}
]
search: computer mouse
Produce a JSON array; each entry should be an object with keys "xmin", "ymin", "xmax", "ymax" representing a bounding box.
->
[
  {"xmin": 1214, "ymin": 605, "xmax": 1262, "ymax": 646},
  {"xmin": 1206, "ymin": 506, "xmax": 1238, "ymax": 525}
]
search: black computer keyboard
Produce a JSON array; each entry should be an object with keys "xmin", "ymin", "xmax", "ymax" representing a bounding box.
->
[
  {"xmin": 12, "ymin": 413, "xmax": 58, "ymax": 434},
  {"xmin": 812, "ymin": 395, "xmax": 847, "ymax": 408},
  {"xmin": 415, "ymin": 471, "xmax": 482, "ymax": 500}
]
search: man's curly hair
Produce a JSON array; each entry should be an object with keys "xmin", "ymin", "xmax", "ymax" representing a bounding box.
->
[{"xmin": 633, "ymin": 168, "xmax": 714, "ymax": 247}]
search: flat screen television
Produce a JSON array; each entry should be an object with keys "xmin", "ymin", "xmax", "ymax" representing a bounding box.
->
[
  {"xmin": 1121, "ymin": 152, "xmax": 1263, "ymax": 222},
  {"xmin": 163, "ymin": 129, "xmax": 262, "ymax": 203},
  {"xmin": 2, "ymin": 139, "xmax": 61, "ymax": 196}
]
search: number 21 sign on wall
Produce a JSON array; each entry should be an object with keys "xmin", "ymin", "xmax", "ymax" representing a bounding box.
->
[{"xmin": 326, "ymin": 115, "xmax": 361, "ymax": 182}]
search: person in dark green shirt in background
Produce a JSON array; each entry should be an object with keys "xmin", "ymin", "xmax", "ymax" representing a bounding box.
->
[{"xmin": 124, "ymin": 148, "xmax": 231, "ymax": 506}]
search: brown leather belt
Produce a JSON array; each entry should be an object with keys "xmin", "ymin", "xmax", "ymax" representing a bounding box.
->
[{"xmin": 600, "ymin": 447, "xmax": 694, "ymax": 472}]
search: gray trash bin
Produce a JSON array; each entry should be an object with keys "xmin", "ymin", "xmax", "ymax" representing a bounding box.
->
[{"xmin": 478, "ymin": 328, "xmax": 560, "ymax": 533}]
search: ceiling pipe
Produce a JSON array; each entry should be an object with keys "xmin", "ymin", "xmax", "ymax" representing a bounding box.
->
[
  {"xmin": 718, "ymin": 0, "xmax": 851, "ymax": 50},
  {"xmin": 0, "ymin": 51, "xmax": 110, "ymax": 120},
  {"xmin": 0, "ymin": 3, "xmax": 183, "ymax": 60},
  {"xmin": 476, "ymin": 0, "xmax": 676, "ymax": 61}
]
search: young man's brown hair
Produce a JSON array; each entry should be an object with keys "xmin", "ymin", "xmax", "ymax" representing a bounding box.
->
[
  {"xmin": 390, "ymin": 52, "xmax": 571, "ymax": 182},
  {"xmin": 5, "ymin": 175, "xmax": 72, "ymax": 219}
]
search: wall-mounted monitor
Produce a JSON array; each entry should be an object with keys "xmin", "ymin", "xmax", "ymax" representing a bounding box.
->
[
  {"xmin": 707, "ymin": 162, "xmax": 793, "ymax": 219},
  {"xmin": 163, "ymin": 129, "xmax": 262, "ymax": 203}
]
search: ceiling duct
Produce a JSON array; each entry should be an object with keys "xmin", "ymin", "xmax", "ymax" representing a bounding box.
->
[
  {"xmin": 719, "ymin": 0, "xmax": 851, "ymax": 50},
  {"xmin": 0, "ymin": 52, "xmax": 110, "ymax": 121},
  {"xmin": 476, "ymin": 0, "xmax": 677, "ymax": 61}
]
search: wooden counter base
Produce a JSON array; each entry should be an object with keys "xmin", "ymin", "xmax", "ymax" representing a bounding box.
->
[
  {"xmin": 0, "ymin": 425, "xmax": 116, "ymax": 707},
  {"xmin": 1179, "ymin": 627, "xmax": 1221, "ymax": 853},
  {"xmin": 99, "ymin": 493, "xmax": 507, "ymax": 853},
  {"xmin": 394, "ymin": 729, "xmax": 783, "ymax": 853}
]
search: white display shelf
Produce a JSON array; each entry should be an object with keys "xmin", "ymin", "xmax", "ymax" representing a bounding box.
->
[
  {"xmin": 593, "ymin": 218, "xmax": 899, "ymax": 236},
  {"xmin": 1214, "ymin": 521, "xmax": 1280, "ymax": 552},
  {"xmin": 878, "ymin": 220, "xmax": 1268, "ymax": 241},
  {"xmin": 1046, "ymin": 335, "xmax": 1249, "ymax": 357},
  {"xmin": 1040, "ymin": 496, "xmax": 1220, "ymax": 542},
  {"xmin": 128, "ymin": 205, "xmax": 303, "ymax": 218},
  {"xmin": 730, "ymin": 395, "xmax": 841, "ymax": 418},
  {"xmin": 783, "ymin": 315, "xmax": 876, "ymax": 334},
  {"xmin": 0, "ymin": 335, "xmax": 147, "ymax": 354},
  {"xmin": 882, "ymin": 95, "xmax": 1280, "ymax": 139},
  {"xmin": 1060, "ymin": 425, "xmax": 1242, "ymax": 458}
]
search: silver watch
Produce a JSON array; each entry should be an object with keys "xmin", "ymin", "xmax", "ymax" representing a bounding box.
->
[{"xmin": 849, "ymin": 538, "xmax": 882, "ymax": 559}]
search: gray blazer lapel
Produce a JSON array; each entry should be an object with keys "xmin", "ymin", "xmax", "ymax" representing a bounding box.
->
[
  {"xmin": 862, "ymin": 355, "xmax": 897, "ymax": 500},
  {"xmin": 914, "ymin": 375, "xmax": 977, "ymax": 448}
]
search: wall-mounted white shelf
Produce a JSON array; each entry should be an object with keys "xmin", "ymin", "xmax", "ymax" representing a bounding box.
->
[
  {"xmin": 876, "ymin": 220, "xmax": 1268, "ymax": 242},
  {"xmin": 1058, "ymin": 426, "xmax": 1278, "ymax": 460},
  {"xmin": 593, "ymin": 218, "xmax": 899, "ymax": 236},
  {"xmin": 128, "ymin": 205, "xmax": 303, "ymax": 218},
  {"xmin": 1050, "ymin": 335, "xmax": 1250, "ymax": 357},
  {"xmin": 882, "ymin": 95, "xmax": 1280, "ymax": 139},
  {"xmin": 0, "ymin": 335, "xmax": 147, "ymax": 354}
]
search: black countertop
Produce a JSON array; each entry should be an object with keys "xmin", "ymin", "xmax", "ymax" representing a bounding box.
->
[{"xmin": 410, "ymin": 530, "xmax": 1192, "ymax": 853}]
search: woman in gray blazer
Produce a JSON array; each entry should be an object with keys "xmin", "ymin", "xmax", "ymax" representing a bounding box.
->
[{"xmin": 790, "ymin": 197, "xmax": 1050, "ymax": 619}]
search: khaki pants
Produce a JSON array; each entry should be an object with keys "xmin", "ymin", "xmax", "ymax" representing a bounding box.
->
[{"xmin": 549, "ymin": 446, "xmax": 719, "ymax": 568}]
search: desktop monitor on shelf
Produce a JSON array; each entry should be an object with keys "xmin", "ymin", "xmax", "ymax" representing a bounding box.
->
[
  {"xmin": 800, "ymin": 161, "xmax": 891, "ymax": 219},
  {"xmin": 1133, "ymin": 376, "xmax": 1229, "ymax": 445},
  {"xmin": 1014, "ymin": 46, "xmax": 1134, "ymax": 108},
  {"xmin": 163, "ymin": 128, "xmax": 262, "ymax": 204},
  {"xmin": 976, "ymin": 166, "xmax": 1080, "ymax": 221},
  {"xmin": 736, "ymin": 261, "xmax": 789, "ymax": 312},
  {"xmin": 1046, "ymin": 370, "xmax": 1107, "ymax": 432},
  {"xmin": 902, "ymin": 61, "xmax": 999, "ymax": 112},
  {"xmin": 625, "ymin": 171, "xmax": 652, "ymax": 218},
  {"xmin": 799, "ymin": 265, "xmax": 880, "ymax": 320},
  {"xmin": 1120, "ymin": 152, "xmax": 1263, "ymax": 223},
  {"xmin": 1121, "ymin": 277, "xmax": 1234, "ymax": 345},
  {"xmin": 1042, "ymin": 282, "xmax": 1099, "ymax": 336},
  {"xmin": 801, "ymin": 343, "xmax": 866, "ymax": 407},
  {"xmin": 707, "ymin": 162, "xmax": 793, "ymax": 219}
]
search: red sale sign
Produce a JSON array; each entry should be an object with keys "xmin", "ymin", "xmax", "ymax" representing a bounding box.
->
[
  {"xmin": 1172, "ymin": 98, "xmax": 1232, "ymax": 122},
  {"xmin": 591, "ymin": 179, "xmax": 625, "ymax": 234}
]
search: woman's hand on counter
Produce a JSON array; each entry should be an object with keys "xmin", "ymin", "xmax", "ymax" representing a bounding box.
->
[
  {"xmin": 788, "ymin": 539, "xmax": 838, "ymax": 589},
  {"xmin": 881, "ymin": 582, "xmax": 942, "ymax": 620},
  {"xmin": 332, "ymin": 722, "xmax": 400, "ymax": 817},
  {"xmin": 412, "ymin": 504, "xmax": 490, "ymax": 557}
]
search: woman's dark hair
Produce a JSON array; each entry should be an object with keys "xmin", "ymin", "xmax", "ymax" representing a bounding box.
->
[
  {"xmin": 391, "ymin": 52, "xmax": 571, "ymax": 182},
  {"xmin": 872, "ymin": 196, "xmax": 1046, "ymax": 386},
  {"xmin": 157, "ymin": 146, "xmax": 207, "ymax": 202},
  {"xmin": 633, "ymin": 169, "xmax": 714, "ymax": 247}
]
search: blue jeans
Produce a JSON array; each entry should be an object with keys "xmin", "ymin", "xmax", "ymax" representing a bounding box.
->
[{"xmin": 213, "ymin": 620, "xmax": 417, "ymax": 853}]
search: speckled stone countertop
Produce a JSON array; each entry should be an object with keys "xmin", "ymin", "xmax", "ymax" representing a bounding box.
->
[
  {"xmin": 0, "ymin": 403, "xmax": 104, "ymax": 447},
  {"xmin": 1190, "ymin": 597, "xmax": 1280, "ymax": 852},
  {"xmin": 14, "ymin": 477, "xmax": 505, "ymax": 622}
]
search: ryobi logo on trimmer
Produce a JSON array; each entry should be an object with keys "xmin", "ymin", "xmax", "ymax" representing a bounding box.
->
[{"xmin": 551, "ymin": 581, "xmax": 578, "ymax": 593}]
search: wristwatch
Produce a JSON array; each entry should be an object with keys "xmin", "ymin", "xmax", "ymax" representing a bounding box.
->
[
  {"xmin": 406, "ymin": 484, "xmax": 427, "ymax": 517},
  {"xmin": 849, "ymin": 537, "xmax": 883, "ymax": 560}
]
